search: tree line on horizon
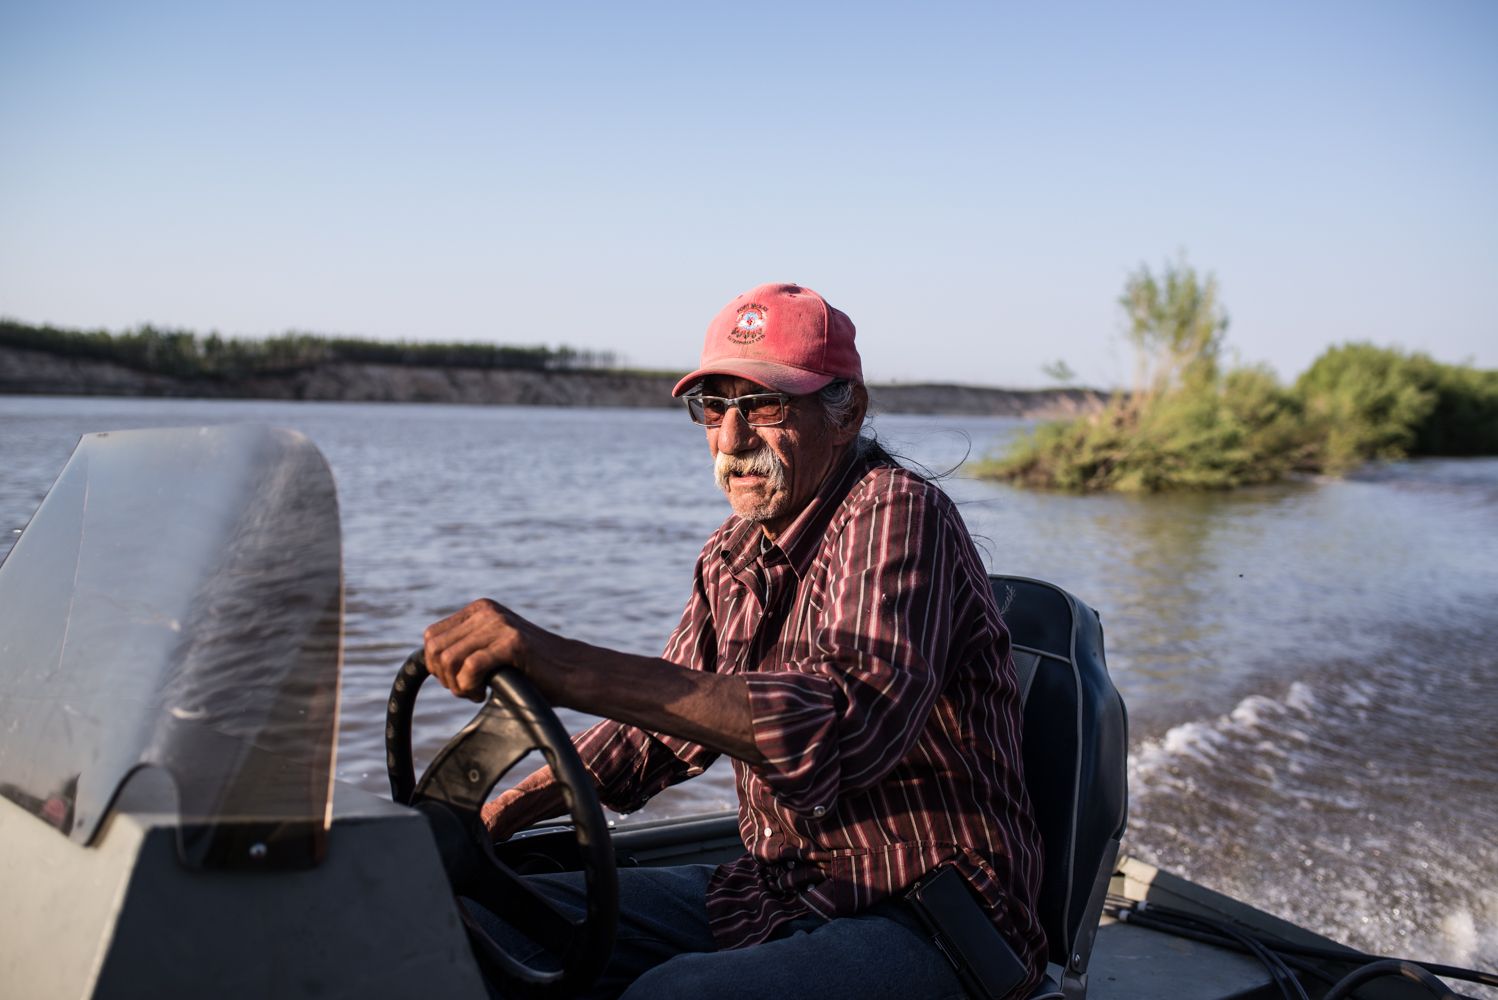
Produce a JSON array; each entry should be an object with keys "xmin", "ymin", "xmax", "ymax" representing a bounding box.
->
[
  {"xmin": 981, "ymin": 258, "xmax": 1498, "ymax": 491},
  {"xmin": 0, "ymin": 319, "xmax": 622, "ymax": 380}
]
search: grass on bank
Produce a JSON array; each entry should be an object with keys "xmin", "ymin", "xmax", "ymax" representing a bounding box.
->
[
  {"xmin": 0, "ymin": 318, "xmax": 623, "ymax": 380},
  {"xmin": 977, "ymin": 260, "xmax": 1498, "ymax": 492}
]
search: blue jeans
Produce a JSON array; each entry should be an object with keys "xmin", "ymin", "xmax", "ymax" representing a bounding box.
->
[{"xmin": 465, "ymin": 864, "xmax": 968, "ymax": 1000}]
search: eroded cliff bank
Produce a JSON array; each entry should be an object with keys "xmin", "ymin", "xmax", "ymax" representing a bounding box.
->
[{"xmin": 0, "ymin": 345, "xmax": 1104, "ymax": 418}]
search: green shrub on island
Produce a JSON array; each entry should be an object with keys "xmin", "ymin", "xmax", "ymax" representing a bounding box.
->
[
  {"xmin": 979, "ymin": 260, "xmax": 1498, "ymax": 492},
  {"xmin": 1295, "ymin": 343, "xmax": 1498, "ymax": 464},
  {"xmin": 0, "ymin": 319, "xmax": 618, "ymax": 379}
]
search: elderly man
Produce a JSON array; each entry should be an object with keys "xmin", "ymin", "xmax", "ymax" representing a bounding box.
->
[{"xmin": 424, "ymin": 283, "xmax": 1044, "ymax": 1000}]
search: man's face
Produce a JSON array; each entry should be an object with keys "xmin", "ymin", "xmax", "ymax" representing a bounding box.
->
[{"xmin": 702, "ymin": 375, "xmax": 852, "ymax": 538}]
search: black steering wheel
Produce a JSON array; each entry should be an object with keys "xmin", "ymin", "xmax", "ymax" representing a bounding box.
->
[{"xmin": 386, "ymin": 650, "xmax": 619, "ymax": 999}]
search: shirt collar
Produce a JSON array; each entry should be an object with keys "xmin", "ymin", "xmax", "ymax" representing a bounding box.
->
[{"xmin": 718, "ymin": 448, "xmax": 877, "ymax": 578}]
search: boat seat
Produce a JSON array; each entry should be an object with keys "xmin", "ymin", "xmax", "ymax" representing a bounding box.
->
[
  {"xmin": 1026, "ymin": 972, "xmax": 1065, "ymax": 1000},
  {"xmin": 991, "ymin": 576, "xmax": 1129, "ymax": 1000}
]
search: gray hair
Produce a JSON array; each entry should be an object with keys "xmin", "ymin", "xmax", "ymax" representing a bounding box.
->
[
  {"xmin": 817, "ymin": 379, "xmax": 862, "ymax": 432},
  {"xmin": 817, "ymin": 379, "xmax": 897, "ymax": 465}
]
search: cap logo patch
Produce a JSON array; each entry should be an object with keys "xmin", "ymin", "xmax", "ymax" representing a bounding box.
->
[{"xmin": 728, "ymin": 305, "xmax": 767, "ymax": 344}]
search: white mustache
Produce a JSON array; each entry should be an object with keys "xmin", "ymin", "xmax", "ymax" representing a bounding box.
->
[{"xmin": 714, "ymin": 447, "xmax": 786, "ymax": 494}]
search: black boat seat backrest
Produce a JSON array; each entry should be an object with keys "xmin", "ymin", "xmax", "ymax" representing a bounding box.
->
[{"xmin": 990, "ymin": 576, "xmax": 1128, "ymax": 981}]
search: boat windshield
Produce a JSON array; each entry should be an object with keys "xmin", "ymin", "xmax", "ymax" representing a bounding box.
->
[{"xmin": 0, "ymin": 426, "xmax": 342, "ymax": 868}]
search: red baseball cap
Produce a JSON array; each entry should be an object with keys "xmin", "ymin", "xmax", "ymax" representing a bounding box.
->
[{"xmin": 671, "ymin": 283, "xmax": 863, "ymax": 397}]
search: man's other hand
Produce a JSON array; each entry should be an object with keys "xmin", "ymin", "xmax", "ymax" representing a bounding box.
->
[{"xmin": 480, "ymin": 766, "xmax": 568, "ymax": 842}]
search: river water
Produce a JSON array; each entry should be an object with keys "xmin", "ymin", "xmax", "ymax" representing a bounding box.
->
[{"xmin": 3, "ymin": 395, "xmax": 1495, "ymax": 987}]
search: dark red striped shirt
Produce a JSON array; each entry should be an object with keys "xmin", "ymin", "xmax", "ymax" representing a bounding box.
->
[{"xmin": 574, "ymin": 453, "xmax": 1045, "ymax": 985}]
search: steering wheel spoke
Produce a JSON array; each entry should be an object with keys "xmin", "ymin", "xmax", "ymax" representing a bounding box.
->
[
  {"xmin": 414, "ymin": 701, "xmax": 539, "ymax": 812},
  {"xmin": 385, "ymin": 650, "xmax": 618, "ymax": 1000},
  {"xmin": 460, "ymin": 856, "xmax": 581, "ymax": 958}
]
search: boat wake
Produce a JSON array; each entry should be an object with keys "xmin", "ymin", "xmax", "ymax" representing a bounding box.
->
[{"xmin": 1125, "ymin": 621, "xmax": 1498, "ymax": 996}]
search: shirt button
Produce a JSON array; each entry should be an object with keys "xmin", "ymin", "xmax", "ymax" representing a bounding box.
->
[
  {"xmin": 787, "ymin": 860, "xmax": 796, "ymax": 869},
  {"xmin": 764, "ymin": 826, "xmax": 773, "ymax": 837},
  {"xmin": 812, "ymin": 805, "xmax": 827, "ymax": 818}
]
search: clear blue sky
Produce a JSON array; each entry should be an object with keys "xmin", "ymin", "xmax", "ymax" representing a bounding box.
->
[{"xmin": 2, "ymin": 1, "xmax": 1493, "ymax": 387}]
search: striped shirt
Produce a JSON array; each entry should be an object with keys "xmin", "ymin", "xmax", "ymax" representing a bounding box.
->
[{"xmin": 573, "ymin": 453, "xmax": 1045, "ymax": 985}]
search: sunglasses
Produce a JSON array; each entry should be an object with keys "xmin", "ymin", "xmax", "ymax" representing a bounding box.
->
[{"xmin": 685, "ymin": 392, "xmax": 791, "ymax": 427}]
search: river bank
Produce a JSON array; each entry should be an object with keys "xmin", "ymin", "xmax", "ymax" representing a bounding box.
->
[{"xmin": 0, "ymin": 344, "xmax": 1104, "ymax": 418}]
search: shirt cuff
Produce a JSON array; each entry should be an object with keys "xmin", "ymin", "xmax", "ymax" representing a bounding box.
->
[
  {"xmin": 745, "ymin": 670, "xmax": 844, "ymax": 818},
  {"xmin": 573, "ymin": 720, "xmax": 706, "ymax": 815},
  {"xmin": 573, "ymin": 720, "xmax": 662, "ymax": 814}
]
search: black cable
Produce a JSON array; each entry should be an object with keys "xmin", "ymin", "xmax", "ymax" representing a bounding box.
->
[
  {"xmin": 1321, "ymin": 960, "xmax": 1460, "ymax": 1000},
  {"xmin": 1179, "ymin": 915, "xmax": 1307, "ymax": 1000},
  {"xmin": 1118, "ymin": 907, "xmax": 1309, "ymax": 1000},
  {"xmin": 1251, "ymin": 934, "xmax": 1497, "ymax": 988},
  {"xmin": 1117, "ymin": 911, "xmax": 1372, "ymax": 999},
  {"xmin": 1134, "ymin": 902, "xmax": 1498, "ymax": 989},
  {"xmin": 1277, "ymin": 953, "xmax": 1358, "ymax": 991},
  {"xmin": 1118, "ymin": 901, "xmax": 1489, "ymax": 999},
  {"xmin": 1125, "ymin": 905, "xmax": 1307, "ymax": 1000}
]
